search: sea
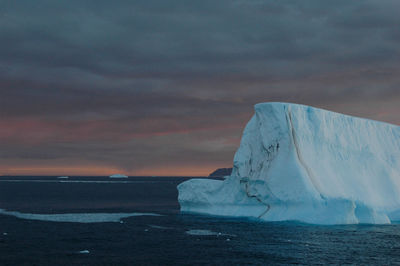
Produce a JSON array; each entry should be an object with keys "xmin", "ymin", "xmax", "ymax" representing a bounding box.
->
[{"xmin": 1, "ymin": 176, "xmax": 400, "ymax": 265}]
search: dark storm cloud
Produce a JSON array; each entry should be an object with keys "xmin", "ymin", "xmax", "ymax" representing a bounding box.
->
[{"xmin": 1, "ymin": 0, "xmax": 400, "ymax": 174}]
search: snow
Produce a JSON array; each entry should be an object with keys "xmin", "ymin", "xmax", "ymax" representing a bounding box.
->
[
  {"xmin": 0, "ymin": 209, "xmax": 161, "ymax": 223},
  {"xmin": 178, "ymin": 102, "xmax": 400, "ymax": 225},
  {"xmin": 109, "ymin": 174, "xmax": 128, "ymax": 178}
]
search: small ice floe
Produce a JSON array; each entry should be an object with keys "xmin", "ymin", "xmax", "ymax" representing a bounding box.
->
[
  {"xmin": 0, "ymin": 209, "xmax": 162, "ymax": 223},
  {"xmin": 144, "ymin": 229, "xmax": 149, "ymax": 232},
  {"xmin": 185, "ymin": 229, "xmax": 236, "ymax": 237},
  {"xmin": 58, "ymin": 180, "xmax": 132, "ymax": 184},
  {"xmin": 109, "ymin": 174, "xmax": 128, "ymax": 178},
  {"xmin": 149, "ymin": 225, "xmax": 172, "ymax": 230},
  {"xmin": 57, "ymin": 176, "xmax": 69, "ymax": 179},
  {"xmin": 78, "ymin": 250, "xmax": 90, "ymax": 254},
  {"xmin": 3, "ymin": 233, "xmax": 7, "ymax": 236}
]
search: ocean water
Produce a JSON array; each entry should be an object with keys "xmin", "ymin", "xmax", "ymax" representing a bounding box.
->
[{"xmin": 1, "ymin": 176, "xmax": 400, "ymax": 265}]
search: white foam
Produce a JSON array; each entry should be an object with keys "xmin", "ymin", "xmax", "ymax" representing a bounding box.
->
[{"xmin": 0, "ymin": 209, "xmax": 162, "ymax": 223}]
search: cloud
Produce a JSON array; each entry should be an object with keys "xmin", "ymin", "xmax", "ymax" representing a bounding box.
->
[{"xmin": 1, "ymin": 0, "xmax": 399, "ymax": 175}]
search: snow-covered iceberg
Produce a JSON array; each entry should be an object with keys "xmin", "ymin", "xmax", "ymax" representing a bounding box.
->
[{"xmin": 178, "ymin": 102, "xmax": 400, "ymax": 225}]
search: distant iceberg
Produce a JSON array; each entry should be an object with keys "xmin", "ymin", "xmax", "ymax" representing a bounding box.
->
[
  {"xmin": 109, "ymin": 174, "xmax": 128, "ymax": 178},
  {"xmin": 78, "ymin": 250, "xmax": 90, "ymax": 254},
  {"xmin": 178, "ymin": 102, "xmax": 400, "ymax": 225},
  {"xmin": 57, "ymin": 176, "xmax": 69, "ymax": 179}
]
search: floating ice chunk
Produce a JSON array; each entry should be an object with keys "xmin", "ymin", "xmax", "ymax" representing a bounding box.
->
[
  {"xmin": 186, "ymin": 229, "xmax": 219, "ymax": 236},
  {"xmin": 0, "ymin": 180, "xmax": 149, "ymax": 184},
  {"xmin": 58, "ymin": 180, "xmax": 132, "ymax": 183},
  {"xmin": 149, "ymin": 225, "xmax": 172, "ymax": 230},
  {"xmin": 78, "ymin": 250, "xmax": 90, "ymax": 254},
  {"xmin": 109, "ymin": 174, "xmax": 128, "ymax": 178},
  {"xmin": 0, "ymin": 209, "xmax": 162, "ymax": 223},
  {"xmin": 186, "ymin": 229, "xmax": 235, "ymax": 237},
  {"xmin": 178, "ymin": 102, "xmax": 400, "ymax": 225},
  {"xmin": 57, "ymin": 176, "xmax": 69, "ymax": 179}
]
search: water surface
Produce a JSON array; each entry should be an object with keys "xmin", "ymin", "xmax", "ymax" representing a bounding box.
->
[{"xmin": 1, "ymin": 176, "xmax": 399, "ymax": 265}]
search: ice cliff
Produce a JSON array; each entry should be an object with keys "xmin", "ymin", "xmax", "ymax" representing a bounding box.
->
[{"xmin": 178, "ymin": 102, "xmax": 400, "ymax": 224}]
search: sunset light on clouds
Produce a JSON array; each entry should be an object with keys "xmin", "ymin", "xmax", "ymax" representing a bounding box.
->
[{"xmin": 1, "ymin": 0, "xmax": 400, "ymax": 176}]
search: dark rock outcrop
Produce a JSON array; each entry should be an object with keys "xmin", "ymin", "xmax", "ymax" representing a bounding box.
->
[{"xmin": 208, "ymin": 168, "xmax": 232, "ymax": 177}]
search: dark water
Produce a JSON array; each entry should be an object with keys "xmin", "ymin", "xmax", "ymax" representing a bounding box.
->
[{"xmin": 1, "ymin": 176, "xmax": 400, "ymax": 265}]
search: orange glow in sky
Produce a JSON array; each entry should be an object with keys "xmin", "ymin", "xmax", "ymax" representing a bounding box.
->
[{"xmin": 0, "ymin": 164, "xmax": 226, "ymax": 177}]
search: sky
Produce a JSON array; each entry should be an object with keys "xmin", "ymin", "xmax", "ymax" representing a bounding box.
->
[{"xmin": 1, "ymin": 0, "xmax": 400, "ymax": 176}]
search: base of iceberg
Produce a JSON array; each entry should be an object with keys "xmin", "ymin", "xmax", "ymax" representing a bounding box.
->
[{"xmin": 178, "ymin": 103, "xmax": 400, "ymax": 225}]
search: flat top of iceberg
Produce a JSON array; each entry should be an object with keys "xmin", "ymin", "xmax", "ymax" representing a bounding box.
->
[{"xmin": 255, "ymin": 102, "xmax": 397, "ymax": 128}]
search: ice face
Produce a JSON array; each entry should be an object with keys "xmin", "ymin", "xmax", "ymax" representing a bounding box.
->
[{"xmin": 178, "ymin": 102, "xmax": 400, "ymax": 225}]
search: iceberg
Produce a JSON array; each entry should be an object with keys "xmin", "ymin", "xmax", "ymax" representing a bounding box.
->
[
  {"xmin": 178, "ymin": 102, "xmax": 400, "ymax": 225},
  {"xmin": 109, "ymin": 174, "xmax": 128, "ymax": 178},
  {"xmin": 78, "ymin": 250, "xmax": 90, "ymax": 254}
]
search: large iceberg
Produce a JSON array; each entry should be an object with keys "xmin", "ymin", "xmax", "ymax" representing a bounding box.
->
[{"xmin": 178, "ymin": 102, "xmax": 400, "ymax": 224}]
